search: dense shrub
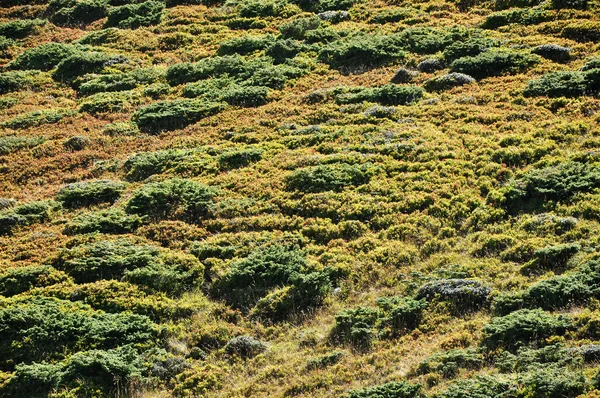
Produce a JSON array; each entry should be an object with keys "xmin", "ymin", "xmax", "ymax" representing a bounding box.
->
[
  {"xmin": 306, "ymin": 350, "xmax": 345, "ymax": 370},
  {"xmin": 552, "ymin": 0, "xmax": 588, "ymax": 9},
  {"xmin": 348, "ymin": 381, "xmax": 423, "ymax": 398},
  {"xmin": 0, "ymin": 200, "xmax": 54, "ymax": 235},
  {"xmin": 504, "ymin": 162, "xmax": 600, "ymax": 208},
  {"xmin": 0, "ymin": 71, "xmax": 29, "ymax": 94},
  {"xmin": 132, "ymin": 99, "xmax": 225, "ymax": 134},
  {"xmin": 397, "ymin": 27, "xmax": 456, "ymax": 55},
  {"xmin": 2, "ymin": 108, "xmax": 75, "ymax": 130},
  {"xmin": 218, "ymin": 148, "xmax": 263, "ymax": 170},
  {"xmin": 436, "ymin": 375, "xmax": 518, "ymax": 398},
  {"xmin": 521, "ymin": 243, "xmax": 580, "ymax": 274},
  {"xmin": 483, "ymin": 8, "xmax": 553, "ymax": 29},
  {"xmin": 56, "ymin": 179, "xmax": 126, "ymax": 208},
  {"xmin": 216, "ymin": 244, "xmax": 306, "ymax": 307},
  {"xmin": 337, "ymin": 84, "xmax": 424, "ymax": 106},
  {"xmin": 0, "ymin": 135, "xmax": 45, "ymax": 155},
  {"xmin": 417, "ymin": 349, "xmax": 483, "ymax": 378},
  {"xmin": 265, "ymin": 39, "xmax": 310, "ymax": 63},
  {"xmin": 53, "ymin": 239, "xmax": 204, "ymax": 294},
  {"xmin": 494, "ymin": 0, "xmax": 542, "ymax": 10},
  {"xmin": 123, "ymin": 149, "xmax": 204, "ymax": 181},
  {"xmin": 318, "ymin": 34, "xmax": 407, "ymax": 72},
  {"xmin": 0, "ymin": 19, "xmax": 45, "ymax": 39},
  {"xmin": 0, "ymin": 266, "xmax": 69, "ymax": 297},
  {"xmin": 318, "ymin": 10, "xmax": 350, "ymax": 23},
  {"xmin": 417, "ymin": 58, "xmax": 445, "ymax": 73},
  {"xmin": 50, "ymin": 0, "xmax": 109, "ymax": 27},
  {"xmin": 102, "ymin": 121, "xmax": 139, "ymax": 136},
  {"xmin": 166, "ymin": 55, "xmax": 255, "ymax": 85},
  {"xmin": 78, "ymin": 91, "xmax": 137, "ymax": 114},
  {"xmin": 220, "ymin": 85, "xmax": 270, "ymax": 107},
  {"xmin": 561, "ymin": 22, "xmax": 600, "ymax": 43},
  {"xmin": 3, "ymin": 345, "xmax": 148, "ymax": 398},
  {"xmin": 450, "ymin": 51, "xmax": 539, "ymax": 79},
  {"xmin": 126, "ymin": 178, "xmax": 216, "ymax": 222},
  {"xmin": 105, "ymin": 1, "xmax": 165, "ymax": 29},
  {"xmin": 238, "ymin": 0, "xmax": 286, "ymax": 17},
  {"xmin": 279, "ymin": 16, "xmax": 321, "ymax": 40},
  {"xmin": 143, "ymin": 83, "xmax": 170, "ymax": 99},
  {"xmin": 391, "ymin": 68, "xmax": 418, "ymax": 83},
  {"xmin": 482, "ymin": 309, "xmax": 570, "ymax": 351},
  {"xmin": 224, "ymin": 336, "xmax": 266, "ymax": 359},
  {"xmin": 443, "ymin": 37, "xmax": 497, "ymax": 62},
  {"xmin": 52, "ymin": 52, "xmax": 113, "ymax": 86},
  {"xmin": 79, "ymin": 68, "xmax": 161, "ymax": 95},
  {"xmin": 424, "ymin": 73, "xmax": 475, "ymax": 92},
  {"xmin": 531, "ymin": 44, "xmax": 571, "ymax": 63},
  {"xmin": 581, "ymin": 57, "xmax": 600, "ymax": 71},
  {"xmin": 376, "ymin": 296, "xmax": 427, "ymax": 336},
  {"xmin": 218, "ymin": 35, "xmax": 271, "ymax": 56},
  {"xmin": 285, "ymin": 163, "xmax": 376, "ymax": 193},
  {"xmin": 416, "ymin": 279, "xmax": 490, "ymax": 312},
  {"xmin": 11, "ymin": 43, "xmax": 81, "ymax": 71},
  {"xmin": 330, "ymin": 307, "xmax": 379, "ymax": 348},
  {"xmin": 291, "ymin": 0, "xmax": 360, "ymax": 12},
  {"xmin": 524, "ymin": 69, "xmax": 600, "ymax": 97},
  {"xmin": 64, "ymin": 208, "xmax": 146, "ymax": 235},
  {"xmin": 0, "ymin": 296, "xmax": 157, "ymax": 367}
]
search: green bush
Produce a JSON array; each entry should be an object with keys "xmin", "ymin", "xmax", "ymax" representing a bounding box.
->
[
  {"xmin": 561, "ymin": 22, "xmax": 600, "ymax": 42},
  {"xmin": 105, "ymin": 1, "xmax": 165, "ymax": 29},
  {"xmin": 0, "ymin": 135, "xmax": 45, "ymax": 155},
  {"xmin": 79, "ymin": 68, "xmax": 161, "ymax": 95},
  {"xmin": 224, "ymin": 335, "xmax": 266, "ymax": 359},
  {"xmin": 482, "ymin": 8, "xmax": 553, "ymax": 29},
  {"xmin": 53, "ymin": 238, "xmax": 204, "ymax": 294},
  {"xmin": 50, "ymin": 0, "xmax": 109, "ymax": 27},
  {"xmin": 337, "ymin": 84, "xmax": 424, "ymax": 106},
  {"xmin": 0, "ymin": 19, "xmax": 45, "ymax": 39},
  {"xmin": 524, "ymin": 69, "xmax": 600, "ymax": 97},
  {"xmin": 0, "ymin": 71, "xmax": 30, "ymax": 94},
  {"xmin": 79, "ymin": 91, "xmax": 138, "ymax": 114},
  {"xmin": 132, "ymin": 99, "xmax": 225, "ymax": 134},
  {"xmin": 0, "ymin": 296, "xmax": 157, "ymax": 367},
  {"xmin": 376, "ymin": 296, "xmax": 427, "ymax": 336},
  {"xmin": 238, "ymin": 0, "xmax": 286, "ymax": 17},
  {"xmin": 417, "ymin": 349, "xmax": 482, "ymax": 378},
  {"xmin": 52, "ymin": 52, "xmax": 113, "ymax": 86},
  {"xmin": 3, "ymin": 346, "xmax": 148, "ymax": 398},
  {"xmin": 10, "ymin": 43, "xmax": 81, "ymax": 71},
  {"xmin": 424, "ymin": 73, "xmax": 476, "ymax": 92},
  {"xmin": 552, "ymin": 0, "xmax": 588, "ymax": 9},
  {"xmin": 504, "ymin": 161, "xmax": 600, "ymax": 209},
  {"xmin": 436, "ymin": 375, "xmax": 518, "ymax": 398},
  {"xmin": 216, "ymin": 244, "xmax": 307, "ymax": 308},
  {"xmin": 286, "ymin": 163, "xmax": 376, "ymax": 193},
  {"xmin": 64, "ymin": 208, "xmax": 146, "ymax": 235},
  {"xmin": 521, "ymin": 243, "xmax": 580, "ymax": 274},
  {"xmin": 0, "ymin": 266, "xmax": 70, "ymax": 297},
  {"xmin": 218, "ymin": 148, "xmax": 263, "ymax": 170},
  {"xmin": 494, "ymin": 0, "xmax": 542, "ymax": 10},
  {"xmin": 450, "ymin": 51, "xmax": 539, "ymax": 79},
  {"xmin": 416, "ymin": 279, "xmax": 490, "ymax": 312},
  {"xmin": 482, "ymin": 309, "xmax": 570, "ymax": 351},
  {"xmin": 265, "ymin": 39, "xmax": 310, "ymax": 64},
  {"xmin": 166, "ymin": 55, "xmax": 257, "ymax": 85},
  {"xmin": 102, "ymin": 121, "xmax": 139, "ymax": 136},
  {"xmin": 319, "ymin": 34, "xmax": 407, "ymax": 72},
  {"xmin": 143, "ymin": 83, "xmax": 170, "ymax": 99},
  {"xmin": 531, "ymin": 44, "xmax": 571, "ymax": 63},
  {"xmin": 397, "ymin": 27, "xmax": 457, "ymax": 55},
  {"xmin": 126, "ymin": 178, "xmax": 216, "ymax": 222},
  {"xmin": 306, "ymin": 350, "xmax": 345, "ymax": 370},
  {"xmin": 218, "ymin": 35, "xmax": 272, "ymax": 55},
  {"xmin": 291, "ymin": 0, "xmax": 360, "ymax": 12},
  {"xmin": 443, "ymin": 37, "xmax": 497, "ymax": 62},
  {"xmin": 279, "ymin": 16, "xmax": 321, "ymax": 40},
  {"xmin": 0, "ymin": 200, "xmax": 54, "ymax": 235},
  {"xmin": 2, "ymin": 108, "xmax": 75, "ymax": 130},
  {"xmin": 56, "ymin": 179, "xmax": 126, "ymax": 208},
  {"xmin": 123, "ymin": 149, "xmax": 210, "ymax": 181},
  {"xmin": 330, "ymin": 306, "xmax": 379, "ymax": 349},
  {"xmin": 220, "ymin": 85, "xmax": 270, "ymax": 107},
  {"xmin": 348, "ymin": 381, "xmax": 423, "ymax": 398}
]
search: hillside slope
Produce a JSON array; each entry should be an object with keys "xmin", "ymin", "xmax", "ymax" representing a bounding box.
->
[{"xmin": 1, "ymin": 0, "xmax": 600, "ymax": 396}]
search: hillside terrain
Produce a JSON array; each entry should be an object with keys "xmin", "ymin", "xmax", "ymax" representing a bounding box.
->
[{"xmin": 1, "ymin": 0, "xmax": 600, "ymax": 396}]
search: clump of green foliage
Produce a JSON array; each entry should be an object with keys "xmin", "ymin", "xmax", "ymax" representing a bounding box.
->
[
  {"xmin": 285, "ymin": 163, "xmax": 377, "ymax": 193},
  {"xmin": 450, "ymin": 51, "xmax": 539, "ymax": 79},
  {"xmin": 132, "ymin": 99, "xmax": 225, "ymax": 134},
  {"xmin": 105, "ymin": 1, "xmax": 165, "ymax": 29},
  {"xmin": 56, "ymin": 180, "xmax": 126, "ymax": 208}
]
